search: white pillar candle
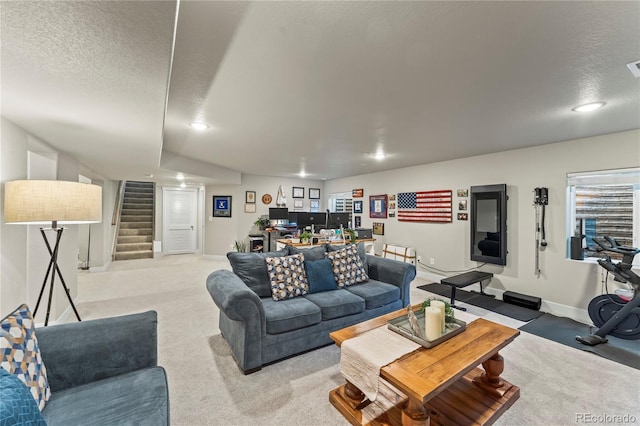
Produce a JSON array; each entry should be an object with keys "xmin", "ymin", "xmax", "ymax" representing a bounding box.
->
[
  {"xmin": 424, "ymin": 306, "xmax": 442, "ymax": 341},
  {"xmin": 430, "ymin": 300, "xmax": 446, "ymax": 333}
]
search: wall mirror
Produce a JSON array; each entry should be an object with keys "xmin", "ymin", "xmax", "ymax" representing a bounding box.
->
[{"xmin": 470, "ymin": 184, "xmax": 507, "ymax": 265}]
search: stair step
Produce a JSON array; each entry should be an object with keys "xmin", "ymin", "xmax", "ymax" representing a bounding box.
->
[
  {"xmin": 116, "ymin": 242, "xmax": 153, "ymax": 252},
  {"xmin": 114, "ymin": 251, "xmax": 154, "ymax": 261},
  {"xmin": 122, "ymin": 201, "xmax": 153, "ymax": 208},
  {"xmin": 118, "ymin": 228, "xmax": 153, "ymax": 236},
  {"xmin": 119, "ymin": 222, "xmax": 153, "ymax": 229},
  {"xmin": 124, "ymin": 193, "xmax": 153, "ymax": 199},
  {"xmin": 121, "ymin": 215, "xmax": 153, "ymax": 222},
  {"xmin": 125, "ymin": 181, "xmax": 154, "ymax": 188},
  {"xmin": 117, "ymin": 235, "xmax": 152, "ymax": 244},
  {"xmin": 121, "ymin": 208, "xmax": 153, "ymax": 216}
]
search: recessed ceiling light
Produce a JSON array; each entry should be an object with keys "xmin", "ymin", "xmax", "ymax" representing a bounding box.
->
[
  {"xmin": 176, "ymin": 173, "xmax": 185, "ymax": 180},
  {"xmin": 572, "ymin": 102, "xmax": 606, "ymax": 112},
  {"xmin": 189, "ymin": 122, "xmax": 209, "ymax": 130},
  {"xmin": 180, "ymin": 182, "xmax": 186, "ymax": 188},
  {"xmin": 373, "ymin": 152, "xmax": 386, "ymax": 160},
  {"xmin": 299, "ymin": 171, "xmax": 307, "ymax": 178},
  {"xmin": 144, "ymin": 174, "xmax": 154, "ymax": 178}
]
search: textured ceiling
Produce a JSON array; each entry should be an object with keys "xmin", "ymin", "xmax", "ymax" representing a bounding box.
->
[{"xmin": 2, "ymin": 1, "xmax": 639, "ymax": 186}]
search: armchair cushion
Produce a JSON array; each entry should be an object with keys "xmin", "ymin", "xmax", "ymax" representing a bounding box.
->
[{"xmin": 0, "ymin": 304, "xmax": 50, "ymax": 410}]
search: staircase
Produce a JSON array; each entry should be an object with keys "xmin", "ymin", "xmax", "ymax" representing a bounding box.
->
[{"xmin": 114, "ymin": 181, "xmax": 154, "ymax": 261}]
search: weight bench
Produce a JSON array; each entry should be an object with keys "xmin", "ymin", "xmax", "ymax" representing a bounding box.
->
[{"xmin": 441, "ymin": 271, "xmax": 494, "ymax": 311}]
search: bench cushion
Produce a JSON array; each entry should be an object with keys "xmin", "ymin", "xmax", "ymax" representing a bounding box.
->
[
  {"xmin": 262, "ymin": 297, "xmax": 322, "ymax": 334},
  {"xmin": 42, "ymin": 367, "xmax": 169, "ymax": 426},
  {"xmin": 346, "ymin": 280, "xmax": 401, "ymax": 309},
  {"xmin": 304, "ymin": 290, "xmax": 365, "ymax": 320}
]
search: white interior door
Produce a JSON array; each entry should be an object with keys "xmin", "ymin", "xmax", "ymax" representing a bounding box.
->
[{"xmin": 163, "ymin": 187, "xmax": 197, "ymax": 255}]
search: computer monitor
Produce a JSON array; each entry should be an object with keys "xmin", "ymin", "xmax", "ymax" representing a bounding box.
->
[
  {"xmin": 287, "ymin": 212, "xmax": 298, "ymax": 226},
  {"xmin": 297, "ymin": 212, "xmax": 328, "ymax": 229},
  {"xmin": 269, "ymin": 208, "xmax": 289, "ymax": 220},
  {"xmin": 329, "ymin": 212, "xmax": 350, "ymax": 228}
]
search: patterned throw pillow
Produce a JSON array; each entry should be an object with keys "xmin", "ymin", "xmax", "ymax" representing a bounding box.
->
[
  {"xmin": 0, "ymin": 367, "xmax": 47, "ymax": 425},
  {"xmin": 0, "ymin": 304, "xmax": 51, "ymax": 411},
  {"xmin": 326, "ymin": 244, "xmax": 369, "ymax": 287},
  {"xmin": 265, "ymin": 253, "xmax": 310, "ymax": 301}
]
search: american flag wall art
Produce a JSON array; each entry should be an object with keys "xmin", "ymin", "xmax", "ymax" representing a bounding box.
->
[{"xmin": 397, "ymin": 190, "xmax": 453, "ymax": 223}]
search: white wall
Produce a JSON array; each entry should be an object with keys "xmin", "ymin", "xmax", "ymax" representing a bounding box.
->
[
  {"xmin": 204, "ymin": 174, "xmax": 325, "ymax": 255},
  {"xmin": 323, "ymin": 129, "xmax": 640, "ymax": 321}
]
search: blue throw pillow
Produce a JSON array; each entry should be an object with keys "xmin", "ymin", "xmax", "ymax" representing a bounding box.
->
[
  {"xmin": 305, "ymin": 258, "xmax": 338, "ymax": 293},
  {"xmin": 0, "ymin": 367, "xmax": 47, "ymax": 426}
]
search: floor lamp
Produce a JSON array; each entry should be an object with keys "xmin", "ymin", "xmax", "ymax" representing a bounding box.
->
[{"xmin": 4, "ymin": 180, "xmax": 102, "ymax": 326}]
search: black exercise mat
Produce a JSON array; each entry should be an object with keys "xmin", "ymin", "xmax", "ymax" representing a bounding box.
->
[
  {"xmin": 519, "ymin": 313, "xmax": 640, "ymax": 370},
  {"xmin": 417, "ymin": 283, "xmax": 544, "ymax": 321}
]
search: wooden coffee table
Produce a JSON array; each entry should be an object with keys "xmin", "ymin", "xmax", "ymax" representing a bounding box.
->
[{"xmin": 329, "ymin": 307, "xmax": 520, "ymax": 426}]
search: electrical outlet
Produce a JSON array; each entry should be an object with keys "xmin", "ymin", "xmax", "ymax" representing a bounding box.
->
[
  {"xmin": 430, "ymin": 257, "xmax": 435, "ymax": 265},
  {"xmin": 417, "ymin": 255, "xmax": 422, "ymax": 262}
]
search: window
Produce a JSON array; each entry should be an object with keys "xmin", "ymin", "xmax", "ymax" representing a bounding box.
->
[
  {"xmin": 567, "ymin": 168, "xmax": 639, "ymax": 262},
  {"xmin": 328, "ymin": 192, "xmax": 353, "ymax": 226}
]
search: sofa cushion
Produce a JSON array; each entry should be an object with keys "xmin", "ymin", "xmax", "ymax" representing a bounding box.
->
[
  {"xmin": 0, "ymin": 304, "xmax": 50, "ymax": 411},
  {"xmin": 304, "ymin": 289, "xmax": 365, "ymax": 320},
  {"xmin": 265, "ymin": 253, "xmax": 310, "ymax": 301},
  {"xmin": 0, "ymin": 367, "xmax": 47, "ymax": 425},
  {"xmin": 42, "ymin": 366, "xmax": 169, "ymax": 426},
  {"xmin": 287, "ymin": 244, "xmax": 327, "ymax": 261},
  {"xmin": 304, "ymin": 258, "xmax": 338, "ymax": 293},
  {"xmin": 325, "ymin": 242, "xmax": 367, "ymax": 270},
  {"xmin": 346, "ymin": 280, "xmax": 401, "ymax": 309},
  {"xmin": 325, "ymin": 245, "xmax": 369, "ymax": 287},
  {"xmin": 262, "ymin": 297, "xmax": 322, "ymax": 334},
  {"xmin": 227, "ymin": 249, "xmax": 288, "ymax": 298}
]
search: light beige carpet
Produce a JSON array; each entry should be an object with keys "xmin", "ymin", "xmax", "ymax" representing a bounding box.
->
[{"xmin": 77, "ymin": 254, "xmax": 640, "ymax": 426}]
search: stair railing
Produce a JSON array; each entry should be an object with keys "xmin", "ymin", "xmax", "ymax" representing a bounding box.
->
[{"xmin": 111, "ymin": 180, "xmax": 126, "ymax": 260}]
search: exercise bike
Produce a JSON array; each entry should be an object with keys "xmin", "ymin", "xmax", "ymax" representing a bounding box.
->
[{"xmin": 576, "ymin": 236, "xmax": 640, "ymax": 346}]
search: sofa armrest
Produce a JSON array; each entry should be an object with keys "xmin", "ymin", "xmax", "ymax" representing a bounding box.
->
[
  {"xmin": 37, "ymin": 311, "xmax": 158, "ymax": 392},
  {"xmin": 206, "ymin": 270, "xmax": 266, "ymax": 373},
  {"xmin": 366, "ymin": 255, "xmax": 416, "ymax": 307}
]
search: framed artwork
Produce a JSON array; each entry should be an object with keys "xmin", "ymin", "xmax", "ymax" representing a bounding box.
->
[
  {"xmin": 261, "ymin": 194, "xmax": 272, "ymax": 204},
  {"xmin": 389, "ymin": 203, "xmax": 396, "ymax": 210},
  {"xmin": 213, "ymin": 195, "xmax": 232, "ymax": 217},
  {"xmin": 389, "ymin": 194, "xmax": 396, "ymax": 201},
  {"xmin": 389, "ymin": 211, "xmax": 396, "ymax": 218},
  {"xmin": 310, "ymin": 199, "xmax": 319, "ymax": 210},
  {"xmin": 458, "ymin": 200, "xmax": 467, "ymax": 211},
  {"xmin": 292, "ymin": 187, "xmax": 304, "ymax": 198},
  {"xmin": 294, "ymin": 199, "xmax": 303, "ymax": 209},
  {"xmin": 458, "ymin": 212, "xmax": 468, "ymax": 221},
  {"xmin": 353, "ymin": 200, "xmax": 363, "ymax": 214},
  {"xmin": 244, "ymin": 203, "xmax": 256, "ymax": 213},
  {"xmin": 373, "ymin": 222, "xmax": 385, "ymax": 235},
  {"xmin": 352, "ymin": 188, "xmax": 363, "ymax": 198},
  {"xmin": 246, "ymin": 191, "xmax": 256, "ymax": 204},
  {"xmin": 369, "ymin": 194, "xmax": 388, "ymax": 219},
  {"xmin": 309, "ymin": 188, "xmax": 320, "ymax": 199},
  {"xmin": 354, "ymin": 216, "xmax": 361, "ymax": 228},
  {"xmin": 457, "ymin": 189, "xmax": 469, "ymax": 197}
]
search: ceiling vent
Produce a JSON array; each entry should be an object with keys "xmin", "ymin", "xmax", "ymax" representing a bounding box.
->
[{"xmin": 627, "ymin": 60, "xmax": 640, "ymax": 78}]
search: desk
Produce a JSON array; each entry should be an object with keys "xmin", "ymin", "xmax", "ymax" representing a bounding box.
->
[
  {"xmin": 264, "ymin": 226, "xmax": 298, "ymax": 251},
  {"xmin": 276, "ymin": 238, "xmax": 375, "ymax": 253},
  {"xmin": 441, "ymin": 271, "xmax": 493, "ymax": 311}
]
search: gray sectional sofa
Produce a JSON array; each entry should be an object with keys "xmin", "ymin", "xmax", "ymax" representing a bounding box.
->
[{"xmin": 206, "ymin": 243, "xmax": 416, "ymax": 373}]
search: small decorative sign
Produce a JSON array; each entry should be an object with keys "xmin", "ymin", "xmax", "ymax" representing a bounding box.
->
[
  {"xmin": 457, "ymin": 213, "xmax": 468, "ymax": 221},
  {"xmin": 354, "ymin": 216, "xmax": 361, "ymax": 228},
  {"xmin": 213, "ymin": 195, "xmax": 232, "ymax": 217},
  {"xmin": 457, "ymin": 189, "xmax": 468, "ymax": 197},
  {"xmin": 352, "ymin": 188, "xmax": 364, "ymax": 198},
  {"xmin": 353, "ymin": 200, "xmax": 363, "ymax": 214},
  {"xmin": 373, "ymin": 222, "xmax": 385, "ymax": 235},
  {"xmin": 458, "ymin": 200, "xmax": 467, "ymax": 211}
]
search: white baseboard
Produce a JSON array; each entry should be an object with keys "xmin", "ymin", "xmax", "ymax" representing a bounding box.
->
[
  {"xmin": 415, "ymin": 269, "xmax": 590, "ymax": 324},
  {"xmin": 89, "ymin": 258, "xmax": 111, "ymax": 273}
]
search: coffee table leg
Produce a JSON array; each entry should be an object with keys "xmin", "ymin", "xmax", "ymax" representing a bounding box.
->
[
  {"xmin": 402, "ymin": 398, "xmax": 430, "ymax": 426},
  {"xmin": 473, "ymin": 352, "xmax": 507, "ymax": 398}
]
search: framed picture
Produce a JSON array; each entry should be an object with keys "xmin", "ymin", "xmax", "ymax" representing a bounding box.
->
[
  {"xmin": 352, "ymin": 188, "xmax": 363, "ymax": 198},
  {"xmin": 309, "ymin": 188, "xmax": 320, "ymax": 199},
  {"xmin": 389, "ymin": 194, "xmax": 396, "ymax": 201},
  {"xmin": 458, "ymin": 200, "xmax": 467, "ymax": 211},
  {"xmin": 294, "ymin": 199, "xmax": 303, "ymax": 209},
  {"xmin": 389, "ymin": 203, "xmax": 396, "ymax": 210},
  {"xmin": 353, "ymin": 200, "xmax": 363, "ymax": 214},
  {"xmin": 458, "ymin": 213, "xmax": 468, "ymax": 221},
  {"xmin": 373, "ymin": 222, "xmax": 385, "ymax": 235},
  {"xmin": 354, "ymin": 216, "xmax": 361, "ymax": 228},
  {"xmin": 213, "ymin": 195, "xmax": 232, "ymax": 217},
  {"xmin": 245, "ymin": 191, "xmax": 256, "ymax": 204},
  {"xmin": 389, "ymin": 212, "xmax": 396, "ymax": 218},
  {"xmin": 292, "ymin": 187, "xmax": 304, "ymax": 198},
  {"xmin": 457, "ymin": 189, "xmax": 468, "ymax": 197},
  {"xmin": 310, "ymin": 199, "xmax": 319, "ymax": 210},
  {"xmin": 369, "ymin": 194, "xmax": 388, "ymax": 219},
  {"xmin": 244, "ymin": 203, "xmax": 256, "ymax": 213}
]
